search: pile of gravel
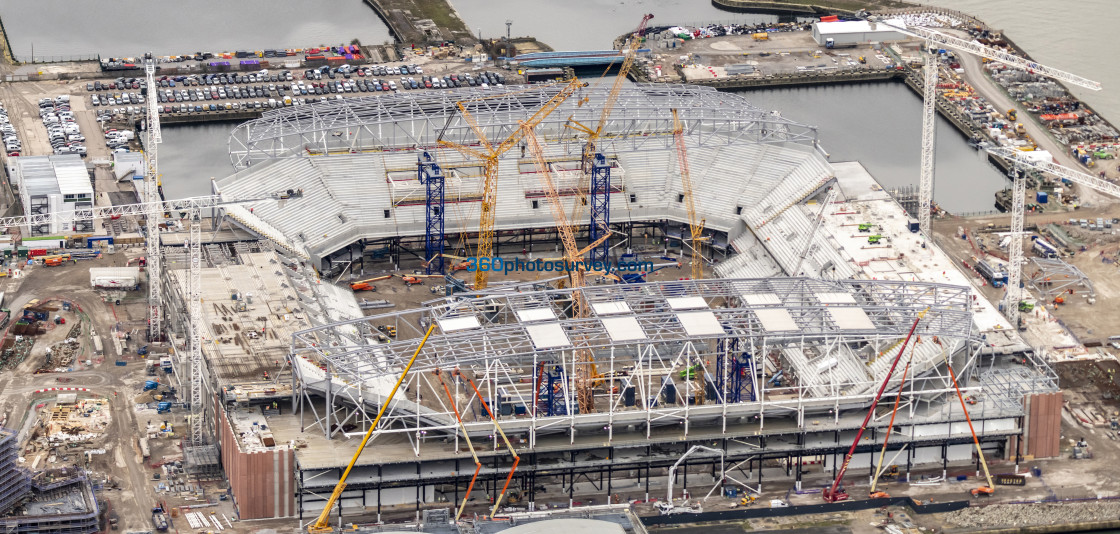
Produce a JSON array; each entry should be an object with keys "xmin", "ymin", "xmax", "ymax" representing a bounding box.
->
[{"xmin": 944, "ymin": 501, "xmax": 1120, "ymax": 529}]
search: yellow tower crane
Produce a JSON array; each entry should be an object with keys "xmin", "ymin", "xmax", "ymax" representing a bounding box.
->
[
  {"xmin": 566, "ymin": 13, "xmax": 654, "ymax": 225},
  {"xmin": 523, "ymin": 123, "xmax": 609, "ymax": 413},
  {"xmin": 438, "ymin": 77, "xmax": 586, "ymax": 290},
  {"xmin": 671, "ymin": 108, "xmax": 706, "ymax": 280}
]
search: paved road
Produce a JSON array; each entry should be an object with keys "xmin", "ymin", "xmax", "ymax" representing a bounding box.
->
[{"xmin": 949, "ymin": 31, "xmax": 1113, "ymax": 207}]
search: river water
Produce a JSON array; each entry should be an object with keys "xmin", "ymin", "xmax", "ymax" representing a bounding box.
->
[
  {"xmin": 0, "ymin": 0, "xmax": 392, "ymax": 60},
  {"xmin": 1, "ymin": 0, "xmax": 1112, "ymax": 212}
]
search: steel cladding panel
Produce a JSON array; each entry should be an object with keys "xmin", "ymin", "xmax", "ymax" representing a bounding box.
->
[{"xmin": 216, "ymin": 402, "xmax": 296, "ymax": 519}]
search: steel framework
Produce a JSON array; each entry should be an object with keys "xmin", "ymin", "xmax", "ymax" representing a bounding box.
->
[
  {"xmin": 1027, "ymin": 257, "xmax": 1094, "ymax": 302},
  {"xmin": 188, "ymin": 213, "xmax": 204, "ymax": 446},
  {"xmin": 418, "ymin": 152, "xmax": 445, "ymax": 275},
  {"xmin": 285, "ymin": 278, "xmax": 1040, "ymax": 452},
  {"xmin": 228, "ymin": 85, "xmax": 820, "ymax": 169}
]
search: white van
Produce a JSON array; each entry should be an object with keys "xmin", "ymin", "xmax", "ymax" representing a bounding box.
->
[{"xmin": 268, "ymin": 98, "xmax": 277, "ymax": 108}]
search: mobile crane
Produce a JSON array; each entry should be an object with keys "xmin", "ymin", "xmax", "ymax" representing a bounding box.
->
[
  {"xmin": 307, "ymin": 325, "xmax": 436, "ymax": 533},
  {"xmin": 823, "ymin": 309, "xmax": 928, "ymax": 503}
]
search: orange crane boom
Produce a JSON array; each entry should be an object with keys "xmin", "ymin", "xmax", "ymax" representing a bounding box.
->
[
  {"xmin": 823, "ymin": 308, "xmax": 928, "ymax": 503},
  {"xmin": 671, "ymin": 108, "xmax": 705, "ymax": 280}
]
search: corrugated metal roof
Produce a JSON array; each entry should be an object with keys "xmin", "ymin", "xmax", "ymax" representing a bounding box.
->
[{"xmin": 12, "ymin": 155, "xmax": 90, "ymax": 197}]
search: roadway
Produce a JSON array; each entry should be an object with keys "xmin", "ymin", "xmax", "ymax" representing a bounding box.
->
[{"xmin": 948, "ymin": 30, "xmax": 1115, "ymax": 207}]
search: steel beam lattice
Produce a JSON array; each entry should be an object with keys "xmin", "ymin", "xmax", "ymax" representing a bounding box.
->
[
  {"xmin": 145, "ymin": 53, "xmax": 163, "ymax": 340},
  {"xmin": 188, "ymin": 213, "xmax": 204, "ymax": 445},
  {"xmin": 1004, "ymin": 167, "xmax": 1026, "ymax": 327},
  {"xmin": 917, "ymin": 51, "xmax": 937, "ymax": 238}
]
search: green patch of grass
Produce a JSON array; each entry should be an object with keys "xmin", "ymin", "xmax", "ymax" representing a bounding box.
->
[{"xmin": 411, "ymin": 0, "xmax": 468, "ymax": 34}]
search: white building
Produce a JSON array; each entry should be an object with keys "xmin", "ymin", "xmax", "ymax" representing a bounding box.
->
[
  {"xmin": 811, "ymin": 19, "xmax": 909, "ymax": 47},
  {"xmin": 7, "ymin": 155, "xmax": 93, "ymax": 236}
]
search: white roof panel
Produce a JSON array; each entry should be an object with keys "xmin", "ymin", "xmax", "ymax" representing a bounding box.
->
[
  {"xmin": 815, "ymin": 19, "xmax": 908, "ymax": 35},
  {"xmin": 829, "ymin": 307, "xmax": 876, "ymax": 330},
  {"xmin": 437, "ymin": 316, "xmax": 481, "ymax": 332},
  {"xmin": 601, "ymin": 316, "xmax": 646, "ymax": 342},
  {"xmin": 525, "ymin": 323, "xmax": 571, "ymax": 349},
  {"xmin": 754, "ymin": 308, "xmax": 797, "ymax": 332},
  {"xmin": 515, "ymin": 308, "xmax": 556, "ymax": 323},
  {"xmin": 677, "ymin": 311, "xmax": 724, "ymax": 336},
  {"xmin": 742, "ymin": 293, "xmax": 782, "ymax": 306},
  {"xmin": 666, "ymin": 296, "xmax": 708, "ymax": 310},
  {"xmin": 817, "ymin": 292, "xmax": 857, "ymax": 304},
  {"xmin": 591, "ymin": 301, "xmax": 632, "ymax": 315}
]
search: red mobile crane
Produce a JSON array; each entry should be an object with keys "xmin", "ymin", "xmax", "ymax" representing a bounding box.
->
[{"xmin": 823, "ymin": 309, "xmax": 928, "ymax": 503}]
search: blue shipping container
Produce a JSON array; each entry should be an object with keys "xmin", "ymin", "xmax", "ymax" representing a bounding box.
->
[{"xmin": 1037, "ymin": 191, "xmax": 1049, "ymax": 203}]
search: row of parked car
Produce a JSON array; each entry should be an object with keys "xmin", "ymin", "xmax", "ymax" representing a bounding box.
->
[
  {"xmin": 0, "ymin": 101, "xmax": 21, "ymax": 156},
  {"xmin": 38, "ymin": 96, "xmax": 86, "ymax": 156}
]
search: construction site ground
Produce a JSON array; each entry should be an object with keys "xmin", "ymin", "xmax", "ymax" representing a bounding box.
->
[{"xmin": 649, "ymin": 30, "xmax": 896, "ymax": 83}]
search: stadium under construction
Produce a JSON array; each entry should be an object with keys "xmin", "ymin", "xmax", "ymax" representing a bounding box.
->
[{"xmin": 185, "ymin": 84, "xmax": 1060, "ymax": 523}]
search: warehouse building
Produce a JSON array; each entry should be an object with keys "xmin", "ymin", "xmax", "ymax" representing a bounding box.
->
[
  {"xmin": 6, "ymin": 155, "xmax": 93, "ymax": 237},
  {"xmin": 811, "ymin": 19, "xmax": 910, "ymax": 47}
]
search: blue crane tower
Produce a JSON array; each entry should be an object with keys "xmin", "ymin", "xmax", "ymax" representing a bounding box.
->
[
  {"xmin": 418, "ymin": 152, "xmax": 445, "ymax": 275},
  {"xmin": 588, "ymin": 153, "xmax": 611, "ymax": 264}
]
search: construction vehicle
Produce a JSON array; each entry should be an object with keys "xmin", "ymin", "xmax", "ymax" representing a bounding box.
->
[
  {"xmin": 42, "ymin": 255, "xmax": 69, "ymax": 266},
  {"xmin": 151, "ymin": 506, "xmax": 169, "ymax": 532},
  {"xmin": 1071, "ymin": 438, "xmax": 1093, "ymax": 459},
  {"xmin": 867, "ymin": 235, "xmax": 883, "ymax": 245},
  {"xmin": 1007, "ymin": 109, "xmax": 1017, "ymax": 121},
  {"xmin": 858, "ymin": 223, "xmax": 873, "ymax": 232},
  {"xmin": 956, "ymin": 380, "xmax": 995, "ymax": 495},
  {"xmin": 679, "ymin": 363, "xmax": 701, "ymax": 380},
  {"xmin": 564, "ymin": 14, "xmax": 654, "ymax": 265},
  {"xmin": 156, "ymin": 402, "xmax": 172, "ymax": 414},
  {"xmin": 401, "ymin": 275, "xmax": 424, "ymax": 286},
  {"xmin": 308, "ymin": 326, "xmax": 435, "ymax": 533},
  {"xmin": 349, "ymin": 275, "xmax": 390, "ymax": 292},
  {"xmin": 858, "ymin": 55, "xmax": 866, "ymax": 64},
  {"xmin": 739, "ymin": 495, "xmax": 757, "ymax": 506},
  {"xmin": 1018, "ymin": 300, "xmax": 1035, "ymax": 312},
  {"xmin": 1015, "ymin": 123, "xmax": 1026, "ymax": 135},
  {"xmin": 823, "ymin": 309, "xmax": 928, "ymax": 503}
]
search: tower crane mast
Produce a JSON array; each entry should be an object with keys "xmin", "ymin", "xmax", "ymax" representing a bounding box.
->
[
  {"xmin": 567, "ymin": 14, "xmax": 653, "ymax": 264},
  {"xmin": 986, "ymin": 146, "xmax": 1120, "ymax": 326},
  {"xmin": 861, "ymin": 16, "xmax": 1100, "ymax": 238},
  {"xmin": 144, "ymin": 52, "xmax": 164, "ymax": 341}
]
